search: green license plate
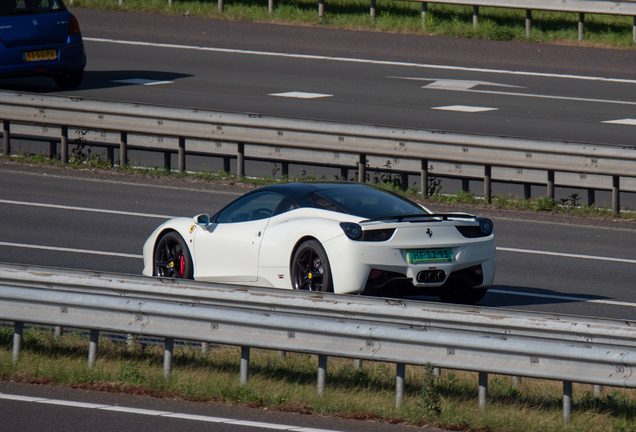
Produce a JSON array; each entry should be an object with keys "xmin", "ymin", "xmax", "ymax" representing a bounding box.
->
[
  {"xmin": 24, "ymin": 49, "xmax": 57, "ymax": 62},
  {"xmin": 407, "ymin": 248, "xmax": 454, "ymax": 263}
]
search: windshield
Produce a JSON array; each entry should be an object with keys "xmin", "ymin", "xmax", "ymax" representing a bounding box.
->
[
  {"xmin": 309, "ymin": 187, "xmax": 429, "ymax": 218},
  {"xmin": 0, "ymin": 0, "xmax": 65, "ymax": 16}
]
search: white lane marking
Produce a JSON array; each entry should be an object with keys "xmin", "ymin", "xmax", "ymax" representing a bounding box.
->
[
  {"xmin": 432, "ymin": 105, "xmax": 498, "ymax": 113},
  {"xmin": 111, "ymin": 78, "xmax": 174, "ymax": 86},
  {"xmin": 602, "ymin": 119, "xmax": 636, "ymax": 126},
  {"xmin": 0, "ymin": 242, "xmax": 143, "ymax": 259},
  {"xmin": 0, "ymin": 199, "xmax": 173, "ymax": 219},
  {"xmin": 403, "ymin": 78, "xmax": 524, "ymax": 90},
  {"xmin": 0, "ymin": 393, "xmax": 343, "ymax": 432},
  {"xmin": 269, "ymin": 91, "xmax": 333, "ymax": 99},
  {"xmin": 84, "ymin": 37, "xmax": 636, "ymax": 85},
  {"xmin": 489, "ymin": 289, "xmax": 636, "ymax": 307},
  {"xmin": 497, "ymin": 247, "xmax": 636, "ymax": 264}
]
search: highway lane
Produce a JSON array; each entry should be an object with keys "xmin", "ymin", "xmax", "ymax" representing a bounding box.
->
[
  {"xmin": 0, "ymin": 381, "xmax": 418, "ymax": 432},
  {"xmin": 1, "ymin": 9, "xmax": 636, "ymax": 147},
  {"xmin": 1, "ymin": 166, "xmax": 636, "ymax": 322}
]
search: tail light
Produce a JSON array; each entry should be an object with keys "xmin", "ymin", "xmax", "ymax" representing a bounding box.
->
[{"xmin": 69, "ymin": 14, "xmax": 81, "ymax": 35}]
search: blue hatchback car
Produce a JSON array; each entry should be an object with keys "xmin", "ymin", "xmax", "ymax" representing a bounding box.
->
[{"xmin": 0, "ymin": 0, "xmax": 86, "ymax": 89}]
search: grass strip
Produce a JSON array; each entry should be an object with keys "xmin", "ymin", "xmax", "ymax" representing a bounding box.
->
[
  {"xmin": 1, "ymin": 326, "xmax": 636, "ymax": 431},
  {"xmin": 69, "ymin": 0, "xmax": 636, "ymax": 48}
]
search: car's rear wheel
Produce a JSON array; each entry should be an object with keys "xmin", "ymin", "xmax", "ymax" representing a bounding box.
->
[
  {"xmin": 154, "ymin": 232, "xmax": 193, "ymax": 279},
  {"xmin": 53, "ymin": 68, "xmax": 84, "ymax": 89},
  {"xmin": 291, "ymin": 240, "xmax": 333, "ymax": 292}
]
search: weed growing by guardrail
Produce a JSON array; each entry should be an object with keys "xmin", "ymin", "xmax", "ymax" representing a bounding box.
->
[{"xmin": 2, "ymin": 326, "xmax": 636, "ymax": 431}]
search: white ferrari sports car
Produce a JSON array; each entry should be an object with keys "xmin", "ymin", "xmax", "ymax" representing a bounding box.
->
[{"xmin": 143, "ymin": 181, "xmax": 495, "ymax": 304}]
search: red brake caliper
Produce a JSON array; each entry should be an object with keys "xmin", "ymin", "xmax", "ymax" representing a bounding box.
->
[{"xmin": 179, "ymin": 254, "xmax": 185, "ymax": 276}]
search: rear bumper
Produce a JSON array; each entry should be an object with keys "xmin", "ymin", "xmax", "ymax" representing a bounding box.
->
[{"xmin": 0, "ymin": 39, "xmax": 86, "ymax": 79}]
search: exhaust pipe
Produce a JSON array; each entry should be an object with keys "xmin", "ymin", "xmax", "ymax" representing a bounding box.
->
[{"xmin": 417, "ymin": 270, "xmax": 446, "ymax": 283}]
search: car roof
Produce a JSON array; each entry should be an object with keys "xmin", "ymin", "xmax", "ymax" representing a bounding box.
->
[{"xmin": 252, "ymin": 181, "xmax": 382, "ymax": 206}]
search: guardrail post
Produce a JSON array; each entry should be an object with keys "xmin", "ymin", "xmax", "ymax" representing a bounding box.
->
[
  {"xmin": 240, "ymin": 346, "xmax": 250, "ymax": 386},
  {"xmin": 633, "ymin": 17, "xmax": 636, "ymax": 44},
  {"xmin": 578, "ymin": 13, "xmax": 585, "ymax": 41},
  {"xmin": 358, "ymin": 154, "xmax": 367, "ymax": 183},
  {"xmin": 201, "ymin": 342, "xmax": 210, "ymax": 355},
  {"xmin": 107, "ymin": 147, "xmax": 114, "ymax": 166},
  {"xmin": 421, "ymin": 3, "xmax": 427, "ymax": 28},
  {"xmin": 12, "ymin": 321, "xmax": 23, "ymax": 364},
  {"xmin": 420, "ymin": 159, "xmax": 429, "ymax": 199},
  {"xmin": 120, "ymin": 132, "xmax": 128, "ymax": 168},
  {"xmin": 433, "ymin": 367, "xmax": 441, "ymax": 383},
  {"xmin": 54, "ymin": 326, "xmax": 63, "ymax": 340},
  {"xmin": 163, "ymin": 337, "xmax": 174, "ymax": 379},
  {"xmin": 223, "ymin": 156, "xmax": 231, "ymax": 173},
  {"xmin": 218, "ymin": 0, "xmax": 224, "ymax": 13},
  {"xmin": 353, "ymin": 359, "xmax": 363, "ymax": 369},
  {"xmin": 88, "ymin": 329, "xmax": 99, "ymax": 368},
  {"xmin": 281, "ymin": 162, "xmax": 289, "ymax": 178},
  {"xmin": 370, "ymin": 0, "xmax": 376, "ymax": 20},
  {"xmin": 268, "ymin": 0, "xmax": 274, "ymax": 14},
  {"xmin": 473, "ymin": 6, "xmax": 479, "ymax": 29},
  {"xmin": 462, "ymin": 178, "xmax": 469, "ymax": 192},
  {"xmin": 612, "ymin": 176, "xmax": 620, "ymax": 214},
  {"xmin": 340, "ymin": 167, "xmax": 348, "ymax": 180},
  {"xmin": 317, "ymin": 355, "xmax": 328, "ymax": 396},
  {"xmin": 164, "ymin": 151, "xmax": 171, "ymax": 171},
  {"xmin": 563, "ymin": 381, "xmax": 572, "ymax": 423},
  {"xmin": 587, "ymin": 188, "xmax": 595, "ymax": 206},
  {"xmin": 49, "ymin": 141, "xmax": 57, "ymax": 159},
  {"xmin": 237, "ymin": 143, "xmax": 245, "ymax": 179},
  {"xmin": 127, "ymin": 334, "xmax": 136, "ymax": 352},
  {"xmin": 61, "ymin": 125, "xmax": 68, "ymax": 164},
  {"xmin": 318, "ymin": 0, "xmax": 324, "ymax": 19},
  {"xmin": 547, "ymin": 170, "xmax": 555, "ymax": 200},
  {"xmin": 525, "ymin": 10, "xmax": 532, "ymax": 38},
  {"xmin": 2, "ymin": 120, "xmax": 9, "ymax": 157},
  {"xmin": 478, "ymin": 372, "xmax": 488, "ymax": 411},
  {"xmin": 594, "ymin": 384, "xmax": 603, "ymax": 397},
  {"xmin": 484, "ymin": 165, "xmax": 492, "ymax": 204},
  {"xmin": 178, "ymin": 137, "xmax": 186, "ymax": 173},
  {"xmin": 395, "ymin": 363, "xmax": 405, "ymax": 408},
  {"xmin": 524, "ymin": 184, "xmax": 531, "ymax": 200}
]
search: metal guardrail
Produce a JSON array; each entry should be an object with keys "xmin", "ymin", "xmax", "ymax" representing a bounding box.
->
[
  {"xmin": 1, "ymin": 90, "xmax": 634, "ymax": 212},
  {"xmin": 213, "ymin": 0, "xmax": 636, "ymax": 42},
  {"xmin": 3, "ymin": 263, "xmax": 636, "ymax": 422}
]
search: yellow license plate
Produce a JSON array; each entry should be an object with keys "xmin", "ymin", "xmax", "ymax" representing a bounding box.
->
[{"xmin": 24, "ymin": 50, "xmax": 57, "ymax": 62}]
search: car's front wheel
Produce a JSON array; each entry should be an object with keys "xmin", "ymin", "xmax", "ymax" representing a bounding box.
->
[
  {"xmin": 53, "ymin": 68, "xmax": 84, "ymax": 89},
  {"xmin": 154, "ymin": 232, "xmax": 193, "ymax": 279},
  {"xmin": 291, "ymin": 240, "xmax": 333, "ymax": 292}
]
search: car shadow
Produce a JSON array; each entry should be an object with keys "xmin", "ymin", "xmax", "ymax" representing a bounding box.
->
[
  {"xmin": 0, "ymin": 70, "xmax": 193, "ymax": 93},
  {"xmin": 405, "ymin": 285, "xmax": 615, "ymax": 308}
]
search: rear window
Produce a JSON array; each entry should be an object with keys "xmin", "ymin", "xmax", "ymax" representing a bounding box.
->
[
  {"xmin": 1, "ymin": 0, "xmax": 65, "ymax": 16},
  {"xmin": 309, "ymin": 187, "xmax": 428, "ymax": 218}
]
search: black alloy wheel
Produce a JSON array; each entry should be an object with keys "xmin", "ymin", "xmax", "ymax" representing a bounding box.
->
[
  {"xmin": 154, "ymin": 232, "xmax": 193, "ymax": 279},
  {"xmin": 291, "ymin": 240, "xmax": 333, "ymax": 292}
]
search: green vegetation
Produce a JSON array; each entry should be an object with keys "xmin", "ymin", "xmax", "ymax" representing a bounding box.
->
[
  {"xmin": 69, "ymin": 0, "xmax": 636, "ymax": 48},
  {"xmin": 2, "ymin": 326, "xmax": 636, "ymax": 431}
]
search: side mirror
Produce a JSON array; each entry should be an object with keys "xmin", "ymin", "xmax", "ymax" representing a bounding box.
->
[{"xmin": 194, "ymin": 213, "xmax": 210, "ymax": 226}]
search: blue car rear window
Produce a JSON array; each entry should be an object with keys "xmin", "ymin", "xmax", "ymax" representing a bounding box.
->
[{"xmin": 1, "ymin": 0, "xmax": 65, "ymax": 16}]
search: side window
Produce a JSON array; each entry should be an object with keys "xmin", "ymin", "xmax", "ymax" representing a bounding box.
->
[{"xmin": 216, "ymin": 192, "xmax": 287, "ymax": 223}]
